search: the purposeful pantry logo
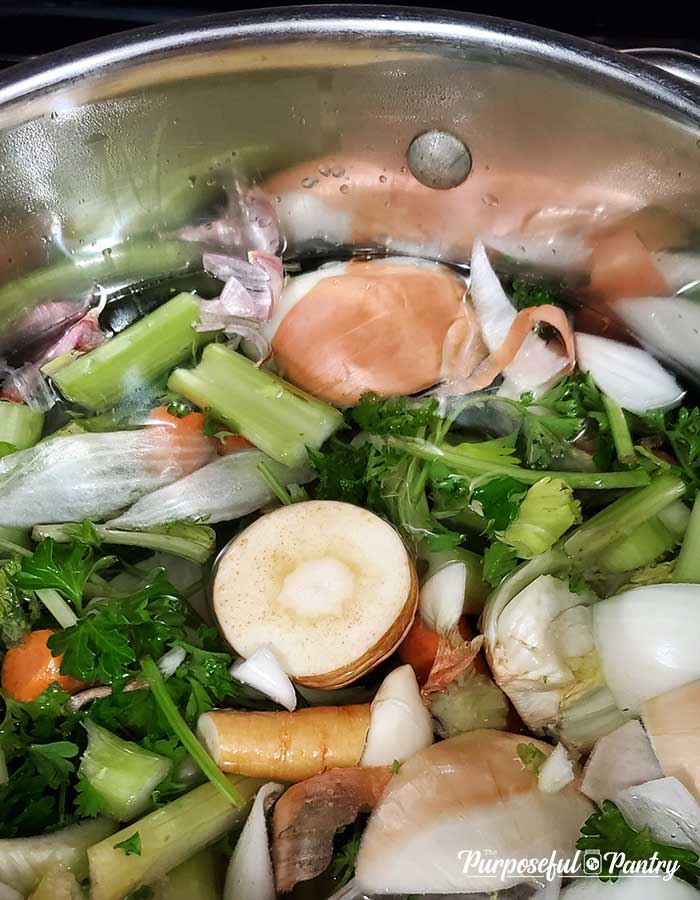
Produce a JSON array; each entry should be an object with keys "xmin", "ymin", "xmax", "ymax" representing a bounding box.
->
[{"xmin": 457, "ymin": 848, "xmax": 681, "ymax": 883}]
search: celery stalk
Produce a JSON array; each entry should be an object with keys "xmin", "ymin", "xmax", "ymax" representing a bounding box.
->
[
  {"xmin": 32, "ymin": 522, "xmax": 216, "ymax": 565},
  {"xmin": 53, "ymin": 293, "xmax": 214, "ymax": 411},
  {"xmin": 564, "ymin": 474, "xmax": 686, "ymax": 562},
  {"xmin": 88, "ymin": 777, "xmax": 261, "ymax": 900},
  {"xmin": 80, "ymin": 721, "xmax": 173, "ymax": 821},
  {"xmin": 168, "ymin": 344, "xmax": 343, "ymax": 468},
  {"xmin": 151, "ymin": 847, "xmax": 222, "ymax": 900},
  {"xmin": 35, "ymin": 588, "xmax": 77, "ymax": 628},
  {"xmin": 601, "ymin": 395, "xmax": 635, "ymax": 465},
  {"xmin": 0, "ymin": 402, "xmax": 43, "ymax": 453},
  {"xmin": 388, "ymin": 435, "xmax": 650, "ymax": 490},
  {"xmin": 674, "ymin": 494, "xmax": 700, "ymax": 584},
  {"xmin": 600, "ymin": 517, "xmax": 678, "ymax": 573},
  {"xmin": 0, "ymin": 526, "xmax": 32, "ymax": 559}
]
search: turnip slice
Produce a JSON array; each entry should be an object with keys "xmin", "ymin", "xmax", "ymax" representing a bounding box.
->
[
  {"xmin": 354, "ymin": 730, "xmax": 593, "ymax": 894},
  {"xmin": 615, "ymin": 777, "xmax": 700, "ymax": 854},
  {"xmin": 581, "ymin": 720, "xmax": 663, "ymax": 806},
  {"xmin": 213, "ymin": 500, "xmax": 417, "ymax": 688},
  {"xmin": 539, "ymin": 743, "xmax": 575, "ymax": 794},
  {"xmin": 643, "ymin": 681, "xmax": 700, "ymax": 802}
]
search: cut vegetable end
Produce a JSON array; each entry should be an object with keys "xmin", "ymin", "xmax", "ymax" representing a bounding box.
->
[
  {"xmin": 0, "ymin": 402, "xmax": 43, "ymax": 450},
  {"xmin": 213, "ymin": 500, "xmax": 418, "ymax": 689},
  {"xmin": 673, "ymin": 494, "xmax": 700, "ymax": 584}
]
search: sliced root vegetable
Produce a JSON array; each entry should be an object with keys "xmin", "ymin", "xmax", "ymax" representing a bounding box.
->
[
  {"xmin": 643, "ymin": 681, "xmax": 700, "ymax": 802},
  {"xmin": 615, "ymin": 296, "xmax": 700, "ymax": 378},
  {"xmin": 354, "ymin": 730, "xmax": 593, "ymax": 894},
  {"xmin": 0, "ymin": 818, "xmax": 115, "ymax": 896},
  {"xmin": 615, "ymin": 776, "xmax": 700, "ymax": 854},
  {"xmin": 223, "ymin": 782, "xmax": 284, "ymax": 900},
  {"xmin": 272, "ymin": 766, "xmax": 392, "ymax": 893},
  {"xmin": 593, "ymin": 585, "xmax": 700, "ymax": 714},
  {"xmin": 581, "ymin": 720, "xmax": 663, "ymax": 806},
  {"xmin": 575, "ymin": 332, "xmax": 684, "ymax": 414},
  {"xmin": 212, "ymin": 500, "xmax": 418, "ymax": 688},
  {"xmin": 230, "ymin": 646, "xmax": 297, "ymax": 712},
  {"xmin": 428, "ymin": 665, "xmax": 511, "ymax": 739},
  {"xmin": 263, "ymin": 257, "xmax": 481, "ymax": 405},
  {"xmin": 197, "ymin": 705, "xmax": 371, "ymax": 782},
  {"xmin": 360, "ymin": 665, "xmax": 433, "ymax": 767},
  {"xmin": 1, "ymin": 629, "xmax": 87, "ymax": 703},
  {"xmin": 538, "ymin": 743, "xmax": 575, "ymax": 794}
]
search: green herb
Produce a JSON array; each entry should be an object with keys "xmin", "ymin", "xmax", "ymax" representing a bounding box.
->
[
  {"xmin": 517, "ymin": 742, "xmax": 547, "ymax": 774},
  {"xmin": 390, "ymin": 759, "xmax": 401, "ymax": 775},
  {"xmin": 577, "ymin": 801, "xmax": 700, "ymax": 885},
  {"xmin": 166, "ymin": 400, "xmax": 193, "ymax": 418},
  {"xmin": 643, "ymin": 406, "xmax": 700, "ymax": 488},
  {"xmin": 28, "ymin": 740, "xmax": 79, "ymax": 787},
  {"xmin": 351, "ymin": 392, "xmax": 438, "ymax": 436},
  {"xmin": 257, "ymin": 461, "xmax": 293, "ymax": 505},
  {"xmin": 483, "ymin": 542, "xmax": 518, "ymax": 587},
  {"xmin": 75, "ymin": 774, "xmax": 110, "ymax": 818},
  {"xmin": 202, "ymin": 408, "xmax": 234, "ymax": 441},
  {"xmin": 470, "ymin": 476, "xmax": 526, "ymax": 534},
  {"xmin": 0, "ymin": 558, "xmax": 32, "ymax": 646},
  {"xmin": 114, "ymin": 832, "xmax": 142, "ymax": 856},
  {"xmin": 330, "ymin": 820, "xmax": 364, "ymax": 887},
  {"xmin": 47, "ymin": 570, "xmax": 186, "ymax": 685},
  {"xmin": 307, "ymin": 441, "xmax": 376, "ymax": 508},
  {"xmin": 509, "ymin": 280, "xmax": 566, "ymax": 311},
  {"xmin": 15, "ymin": 538, "xmax": 114, "ymax": 609}
]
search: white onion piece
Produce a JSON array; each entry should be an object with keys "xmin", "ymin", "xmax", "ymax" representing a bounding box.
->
[
  {"xmin": 498, "ymin": 330, "xmax": 571, "ymax": 400},
  {"xmin": 108, "ymin": 449, "xmax": 314, "ymax": 529},
  {"xmin": 469, "ymin": 237, "xmax": 517, "ymax": 351},
  {"xmin": 615, "ymin": 296, "xmax": 700, "ymax": 377},
  {"xmin": 593, "ymin": 584, "xmax": 700, "ymax": 713},
  {"xmin": 654, "ymin": 251, "xmax": 700, "ymax": 293},
  {"xmin": 223, "ymin": 782, "xmax": 284, "ymax": 900},
  {"xmin": 563, "ymin": 876, "xmax": 700, "ymax": 898},
  {"xmin": 484, "ymin": 232, "xmax": 591, "ymax": 271},
  {"xmin": 538, "ymin": 744, "xmax": 575, "ymax": 794},
  {"xmin": 230, "ymin": 646, "xmax": 297, "ymax": 712},
  {"xmin": 581, "ymin": 720, "xmax": 663, "ymax": 806},
  {"xmin": 419, "ymin": 562, "xmax": 467, "ymax": 634},
  {"xmin": 615, "ymin": 776, "xmax": 700, "ymax": 854},
  {"xmin": 355, "ymin": 730, "xmax": 592, "ymax": 894},
  {"xmin": 360, "ymin": 664, "xmax": 433, "ymax": 766},
  {"xmin": 575, "ymin": 332, "xmax": 684, "ymax": 414},
  {"xmin": 0, "ymin": 884, "xmax": 22, "ymax": 900},
  {"xmin": 158, "ymin": 646, "xmax": 187, "ymax": 679}
]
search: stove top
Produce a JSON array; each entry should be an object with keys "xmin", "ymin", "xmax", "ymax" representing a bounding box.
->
[{"xmin": 1, "ymin": 2, "xmax": 698, "ymax": 71}]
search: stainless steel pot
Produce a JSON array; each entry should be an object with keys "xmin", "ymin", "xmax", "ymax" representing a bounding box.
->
[{"xmin": 0, "ymin": 7, "xmax": 699, "ymax": 323}]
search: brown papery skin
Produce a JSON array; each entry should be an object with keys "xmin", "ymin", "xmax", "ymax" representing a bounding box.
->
[
  {"xmin": 272, "ymin": 262, "xmax": 476, "ymax": 406},
  {"xmin": 272, "ymin": 766, "xmax": 392, "ymax": 893},
  {"xmin": 197, "ymin": 704, "xmax": 371, "ymax": 782}
]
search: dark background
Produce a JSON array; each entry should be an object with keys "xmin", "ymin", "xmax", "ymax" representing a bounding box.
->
[{"xmin": 1, "ymin": 1, "xmax": 699, "ymax": 71}]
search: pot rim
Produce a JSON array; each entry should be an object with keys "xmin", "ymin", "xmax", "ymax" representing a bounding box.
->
[{"xmin": 0, "ymin": 5, "xmax": 699, "ymax": 121}]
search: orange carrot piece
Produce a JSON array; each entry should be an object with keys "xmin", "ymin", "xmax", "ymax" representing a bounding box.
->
[{"xmin": 1, "ymin": 629, "xmax": 86, "ymax": 703}]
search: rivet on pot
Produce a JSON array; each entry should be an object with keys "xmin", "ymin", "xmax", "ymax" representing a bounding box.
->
[{"xmin": 406, "ymin": 130, "xmax": 471, "ymax": 190}]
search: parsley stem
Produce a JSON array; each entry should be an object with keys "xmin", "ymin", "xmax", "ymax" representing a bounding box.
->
[
  {"xmin": 602, "ymin": 394, "xmax": 635, "ymax": 465},
  {"xmin": 387, "ymin": 435, "xmax": 651, "ymax": 490},
  {"xmin": 256, "ymin": 461, "xmax": 292, "ymax": 505},
  {"xmin": 140, "ymin": 655, "xmax": 242, "ymax": 807},
  {"xmin": 35, "ymin": 588, "xmax": 78, "ymax": 628},
  {"xmin": 674, "ymin": 494, "xmax": 700, "ymax": 584}
]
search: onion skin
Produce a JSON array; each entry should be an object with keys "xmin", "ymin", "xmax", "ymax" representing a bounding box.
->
[
  {"xmin": 270, "ymin": 260, "xmax": 478, "ymax": 406},
  {"xmin": 197, "ymin": 705, "xmax": 371, "ymax": 782},
  {"xmin": 355, "ymin": 729, "xmax": 593, "ymax": 894},
  {"xmin": 587, "ymin": 230, "xmax": 669, "ymax": 303}
]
